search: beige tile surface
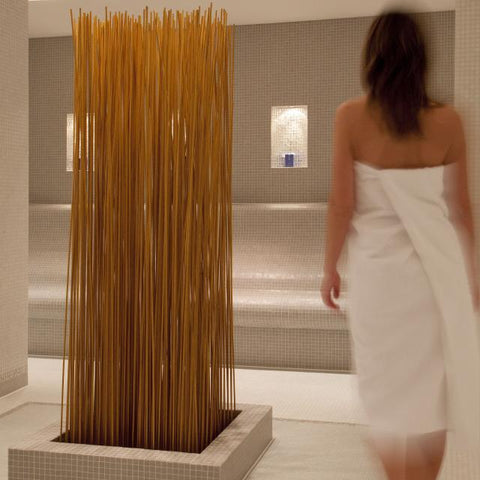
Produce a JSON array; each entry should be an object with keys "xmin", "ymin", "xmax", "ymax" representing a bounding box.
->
[
  {"xmin": 29, "ymin": 12, "xmax": 454, "ymax": 205},
  {"xmin": 0, "ymin": 0, "xmax": 29, "ymax": 397},
  {"xmin": 2, "ymin": 359, "xmax": 480, "ymax": 479},
  {"xmin": 455, "ymin": 0, "xmax": 480, "ymax": 285}
]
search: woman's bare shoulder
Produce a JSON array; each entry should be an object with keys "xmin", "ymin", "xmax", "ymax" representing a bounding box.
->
[
  {"xmin": 341, "ymin": 96, "xmax": 460, "ymax": 131},
  {"xmin": 345, "ymin": 95, "xmax": 368, "ymax": 108},
  {"xmin": 425, "ymin": 101, "xmax": 460, "ymax": 125},
  {"xmin": 337, "ymin": 96, "xmax": 366, "ymax": 122},
  {"xmin": 345, "ymin": 96, "xmax": 457, "ymax": 117}
]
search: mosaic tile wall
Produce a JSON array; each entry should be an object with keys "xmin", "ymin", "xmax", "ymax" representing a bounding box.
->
[
  {"xmin": 29, "ymin": 36, "xmax": 73, "ymax": 204},
  {"xmin": 29, "ymin": 11, "xmax": 454, "ymax": 204},
  {"xmin": 232, "ymin": 11, "xmax": 454, "ymax": 203},
  {"xmin": 454, "ymin": 0, "xmax": 480, "ymax": 280},
  {"xmin": 0, "ymin": 0, "xmax": 29, "ymax": 396}
]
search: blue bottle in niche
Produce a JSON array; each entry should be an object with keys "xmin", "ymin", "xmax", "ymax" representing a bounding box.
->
[{"xmin": 284, "ymin": 153, "xmax": 295, "ymax": 167}]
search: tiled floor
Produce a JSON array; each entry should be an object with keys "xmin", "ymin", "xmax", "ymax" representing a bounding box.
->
[{"xmin": 1, "ymin": 358, "xmax": 480, "ymax": 479}]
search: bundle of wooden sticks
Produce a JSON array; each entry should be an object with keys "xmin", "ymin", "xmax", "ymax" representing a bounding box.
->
[{"xmin": 61, "ymin": 5, "xmax": 236, "ymax": 453}]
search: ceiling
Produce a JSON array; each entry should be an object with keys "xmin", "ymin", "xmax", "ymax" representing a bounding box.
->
[{"xmin": 28, "ymin": 0, "xmax": 455, "ymax": 38}]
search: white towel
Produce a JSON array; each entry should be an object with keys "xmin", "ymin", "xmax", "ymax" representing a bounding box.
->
[{"xmin": 346, "ymin": 160, "xmax": 480, "ymax": 451}]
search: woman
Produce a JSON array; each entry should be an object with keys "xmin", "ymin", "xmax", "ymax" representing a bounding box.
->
[{"xmin": 320, "ymin": 9, "xmax": 480, "ymax": 480}]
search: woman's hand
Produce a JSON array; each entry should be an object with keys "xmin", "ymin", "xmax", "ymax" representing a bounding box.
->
[
  {"xmin": 472, "ymin": 274, "xmax": 480, "ymax": 312},
  {"xmin": 466, "ymin": 259, "xmax": 480, "ymax": 313},
  {"xmin": 321, "ymin": 269, "xmax": 341, "ymax": 309}
]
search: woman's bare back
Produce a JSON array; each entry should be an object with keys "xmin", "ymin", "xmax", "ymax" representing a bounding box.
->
[{"xmin": 350, "ymin": 95, "xmax": 457, "ymax": 170}]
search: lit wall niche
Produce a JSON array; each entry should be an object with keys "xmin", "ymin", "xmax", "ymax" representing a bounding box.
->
[
  {"xmin": 66, "ymin": 113, "xmax": 95, "ymax": 172},
  {"xmin": 271, "ymin": 105, "xmax": 308, "ymax": 168}
]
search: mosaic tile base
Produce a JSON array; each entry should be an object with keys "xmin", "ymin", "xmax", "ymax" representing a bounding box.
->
[{"xmin": 8, "ymin": 403, "xmax": 272, "ymax": 480}]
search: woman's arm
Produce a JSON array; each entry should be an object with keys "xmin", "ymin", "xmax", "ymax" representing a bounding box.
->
[
  {"xmin": 320, "ymin": 102, "xmax": 355, "ymax": 308},
  {"xmin": 322, "ymin": 102, "xmax": 355, "ymax": 274},
  {"xmin": 444, "ymin": 108, "xmax": 480, "ymax": 309},
  {"xmin": 323, "ymin": 204, "xmax": 354, "ymax": 274}
]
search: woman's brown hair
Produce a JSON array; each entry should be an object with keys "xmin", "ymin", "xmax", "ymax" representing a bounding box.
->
[{"xmin": 361, "ymin": 9, "xmax": 443, "ymax": 139}]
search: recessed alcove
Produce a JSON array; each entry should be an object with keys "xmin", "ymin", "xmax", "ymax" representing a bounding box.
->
[{"xmin": 271, "ymin": 105, "xmax": 308, "ymax": 169}]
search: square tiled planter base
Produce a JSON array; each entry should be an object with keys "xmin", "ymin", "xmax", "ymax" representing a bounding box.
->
[{"xmin": 9, "ymin": 403, "xmax": 272, "ymax": 480}]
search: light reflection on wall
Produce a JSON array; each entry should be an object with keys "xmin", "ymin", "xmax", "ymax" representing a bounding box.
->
[{"xmin": 271, "ymin": 105, "xmax": 308, "ymax": 168}]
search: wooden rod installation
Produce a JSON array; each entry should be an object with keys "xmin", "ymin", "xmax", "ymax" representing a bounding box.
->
[{"xmin": 60, "ymin": 5, "xmax": 236, "ymax": 452}]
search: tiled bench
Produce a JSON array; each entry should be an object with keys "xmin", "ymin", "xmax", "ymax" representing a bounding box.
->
[
  {"xmin": 232, "ymin": 204, "xmax": 351, "ymax": 372},
  {"xmin": 29, "ymin": 205, "xmax": 70, "ymax": 356},
  {"xmin": 29, "ymin": 203, "xmax": 353, "ymax": 371}
]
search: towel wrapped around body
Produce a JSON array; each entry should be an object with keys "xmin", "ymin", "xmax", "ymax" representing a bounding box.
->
[{"xmin": 346, "ymin": 160, "xmax": 480, "ymax": 451}]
